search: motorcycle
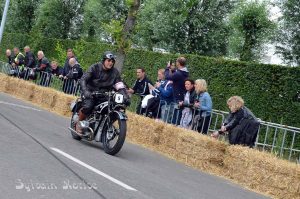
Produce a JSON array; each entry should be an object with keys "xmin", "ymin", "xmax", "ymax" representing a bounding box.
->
[{"xmin": 69, "ymin": 90, "xmax": 128, "ymax": 155}]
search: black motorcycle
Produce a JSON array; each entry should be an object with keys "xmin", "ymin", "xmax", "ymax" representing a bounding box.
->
[{"xmin": 69, "ymin": 91, "xmax": 128, "ymax": 155}]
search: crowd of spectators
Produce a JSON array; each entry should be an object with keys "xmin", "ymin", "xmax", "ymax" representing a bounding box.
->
[
  {"xmin": 127, "ymin": 56, "xmax": 259, "ymax": 147},
  {"xmin": 127, "ymin": 56, "xmax": 213, "ymax": 135},
  {"xmin": 5, "ymin": 46, "xmax": 83, "ymax": 94}
]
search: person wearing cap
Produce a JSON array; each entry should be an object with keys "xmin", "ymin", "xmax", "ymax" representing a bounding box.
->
[{"xmin": 75, "ymin": 51, "xmax": 129, "ymax": 135}]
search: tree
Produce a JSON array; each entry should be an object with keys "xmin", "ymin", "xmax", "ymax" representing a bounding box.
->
[
  {"xmin": 134, "ymin": 0, "xmax": 236, "ymax": 56},
  {"xmin": 228, "ymin": 1, "xmax": 275, "ymax": 62},
  {"xmin": 5, "ymin": 0, "xmax": 41, "ymax": 33},
  {"xmin": 33, "ymin": 0, "xmax": 85, "ymax": 39},
  {"xmin": 114, "ymin": 0, "xmax": 141, "ymax": 71},
  {"xmin": 82, "ymin": 0, "xmax": 127, "ymax": 42},
  {"xmin": 82, "ymin": 0, "xmax": 141, "ymax": 71},
  {"xmin": 276, "ymin": 0, "xmax": 300, "ymax": 66}
]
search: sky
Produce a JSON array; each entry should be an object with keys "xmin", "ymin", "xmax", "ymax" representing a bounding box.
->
[{"xmin": 261, "ymin": 4, "xmax": 284, "ymax": 65}]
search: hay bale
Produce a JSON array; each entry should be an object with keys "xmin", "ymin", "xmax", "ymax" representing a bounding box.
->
[
  {"xmin": 0, "ymin": 73, "xmax": 10, "ymax": 92},
  {"xmin": 127, "ymin": 112, "xmax": 227, "ymax": 175},
  {"xmin": 159, "ymin": 125, "xmax": 180, "ymax": 149},
  {"xmin": 12, "ymin": 79, "xmax": 35, "ymax": 101},
  {"xmin": 223, "ymin": 146, "xmax": 300, "ymax": 199},
  {"xmin": 52, "ymin": 93, "xmax": 76, "ymax": 116},
  {"xmin": 31, "ymin": 86, "xmax": 58, "ymax": 109}
]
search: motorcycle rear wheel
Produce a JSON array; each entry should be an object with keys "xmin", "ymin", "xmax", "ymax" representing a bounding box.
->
[{"xmin": 70, "ymin": 111, "xmax": 82, "ymax": 141}]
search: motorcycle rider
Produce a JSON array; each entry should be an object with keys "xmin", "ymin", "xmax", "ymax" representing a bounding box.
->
[{"xmin": 75, "ymin": 51, "xmax": 129, "ymax": 135}]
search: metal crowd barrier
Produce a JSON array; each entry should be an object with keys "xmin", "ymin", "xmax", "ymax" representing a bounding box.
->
[
  {"xmin": 0, "ymin": 61, "xmax": 81, "ymax": 96},
  {"xmin": 130, "ymin": 96, "xmax": 300, "ymax": 164}
]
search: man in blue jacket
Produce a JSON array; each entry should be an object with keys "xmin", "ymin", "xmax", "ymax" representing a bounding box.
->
[
  {"xmin": 165, "ymin": 57, "xmax": 189, "ymax": 124},
  {"xmin": 148, "ymin": 69, "xmax": 174, "ymax": 120}
]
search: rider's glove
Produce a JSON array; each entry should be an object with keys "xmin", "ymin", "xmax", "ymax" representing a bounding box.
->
[{"xmin": 124, "ymin": 98, "xmax": 131, "ymax": 107}]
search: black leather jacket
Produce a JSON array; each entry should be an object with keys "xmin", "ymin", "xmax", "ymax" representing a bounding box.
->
[
  {"xmin": 224, "ymin": 106, "xmax": 257, "ymax": 131},
  {"xmin": 80, "ymin": 63, "xmax": 122, "ymax": 93}
]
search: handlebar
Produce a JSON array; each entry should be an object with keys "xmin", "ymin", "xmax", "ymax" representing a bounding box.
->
[{"xmin": 92, "ymin": 91, "xmax": 115, "ymax": 97}]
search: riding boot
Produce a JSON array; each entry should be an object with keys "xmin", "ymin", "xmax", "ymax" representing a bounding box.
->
[{"xmin": 75, "ymin": 109, "xmax": 86, "ymax": 135}]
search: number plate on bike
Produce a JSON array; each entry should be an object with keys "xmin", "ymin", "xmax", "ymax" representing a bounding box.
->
[{"xmin": 115, "ymin": 93, "xmax": 124, "ymax": 103}]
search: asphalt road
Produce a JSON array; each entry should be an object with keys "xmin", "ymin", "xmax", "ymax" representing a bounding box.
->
[{"xmin": 0, "ymin": 92, "xmax": 270, "ymax": 199}]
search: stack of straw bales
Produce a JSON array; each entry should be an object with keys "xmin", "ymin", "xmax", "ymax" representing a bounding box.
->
[
  {"xmin": 0, "ymin": 74, "xmax": 75, "ymax": 116},
  {"xmin": 1, "ymin": 73, "xmax": 299, "ymax": 199}
]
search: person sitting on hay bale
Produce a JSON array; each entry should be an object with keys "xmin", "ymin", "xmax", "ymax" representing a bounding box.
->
[{"xmin": 211, "ymin": 96, "xmax": 260, "ymax": 148}]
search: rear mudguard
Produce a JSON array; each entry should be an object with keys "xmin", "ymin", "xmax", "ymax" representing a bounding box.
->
[{"xmin": 71, "ymin": 99, "xmax": 82, "ymax": 113}]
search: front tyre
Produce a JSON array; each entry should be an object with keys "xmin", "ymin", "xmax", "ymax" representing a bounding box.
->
[{"xmin": 102, "ymin": 115, "xmax": 127, "ymax": 155}]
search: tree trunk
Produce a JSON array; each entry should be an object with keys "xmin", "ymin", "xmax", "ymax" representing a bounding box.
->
[{"xmin": 114, "ymin": 0, "xmax": 141, "ymax": 72}]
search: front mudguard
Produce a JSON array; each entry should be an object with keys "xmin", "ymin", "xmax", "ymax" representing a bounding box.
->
[{"xmin": 110, "ymin": 110, "xmax": 128, "ymax": 121}]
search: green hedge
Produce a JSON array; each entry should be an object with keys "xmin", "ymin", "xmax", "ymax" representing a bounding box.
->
[{"xmin": 1, "ymin": 33, "xmax": 299, "ymax": 127}]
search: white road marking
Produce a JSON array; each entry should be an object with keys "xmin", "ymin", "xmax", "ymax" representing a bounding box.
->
[
  {"xmin": 50, "ymin": 147, "xmax": 137, "ymax": 192},
  {"xmin": 0, "ymin": 101, "xmax": 41, "ymax": 112}
]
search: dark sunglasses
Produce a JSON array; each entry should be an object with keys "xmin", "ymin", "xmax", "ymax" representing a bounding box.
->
[{"xmin": 106, "ymin": 59, "xmax": 115, "ymax": 63}]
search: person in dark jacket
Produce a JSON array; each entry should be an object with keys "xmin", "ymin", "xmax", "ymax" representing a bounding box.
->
[
  {"xmin": 50, "ymin": 61, "xmax": 63, "ymax": 76},
  {"xmin": 24, "ymin": 46, "xmax": 36, "ymax": 68},
  {"xmin": 211, "ymin": 96, "xmax": 260, "ymax": 147},
  {"xmin": 165, "ymin": 57, "xmax": 189, "ymax": 125},
  {"xmin": 20, "ymin": 46, "xmax": 36, "ymax": 80},
  {"xmin": 59, "ymin": 49, "xmax": 78, "ymax": 78},
  {"xmin": 36, "ymin": 51, "xmax": 51, "ymax": 73},
  {"xmin": 165, "ymin": 57, "xmax": 189, "ymax": 101},
  {"xmin": 75, "ymin": 51, "xmax": 129, "ymax": 135},
  {"xmin": 36, "ymin": 51, "xmax": 51, "ymax": 86},
  {"xmin": 6, "ymin": 49, "xmax": 13, "ymax": 65},
  {"xmin": 178, "ymin": 79, "xmax": 196, "ymax": 128},
  {"xmin": 127, "ymin": 67, "xmax": 153, "ymax": 114},
  {"xmin": 62, "ymin": 48, "xmax": 77, "ymax": 74},
  {"xmin": 61, "ymin": 58, "xmax": 83, "ymax": 94}
]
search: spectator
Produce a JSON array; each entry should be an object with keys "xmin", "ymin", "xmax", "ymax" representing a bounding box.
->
[
  {"xmin": 6, "ymin": 49, "xmax": 13, "ymax": 65},
  {"xmin": 50, "ymin": 61, "xmax": 63, "ymax": 77},
  {"xmin": 62, "ymin": 57, "xmax": 83, "ymax": 94},
  {"xmin": 11, "ymin": 47, "xmax": 25, "ymax": 77},
  {"xmin": 165, "ymin": 57, "xmax": 189, "ymax": 125},
  {"xmin": 62, "ymin": 48, "xmax": 77, "ymax": 72},
  {"xmin": 21, "ymin": 46, "xmax": 36, "ymax": 79},
  {"xmin": 36, "ymin": 51, "xmax": 51, "ymax": 72},
  {"xmin": 127, "ymin": 67, "xmax": 153, "ymax": 114},
  {"xmin": 149, "ymin": 69, "xmax": 174, "ymax": 121},
  {"xmin": 164, "ymin": 60, "xmax": 176, "ymax": 77},
  {"xmin": 60, "ymin": 49, "xmax": 78, "ymax": 78},
  {"xmin": 191, "ymin": 79, "xmax": 212, "ymax": 134},
  {"xmin": 66, "ymin": 58, "xmax": 83, "ymax": 80},
  {"xmin": 36, "ymin": 51, "xmax": 51, "ymax": 86},
  {"xmin": 211, "ymin": 96, "xmax": 260, "ymax": 147},
  {"xmin": 179, "ymin": 79, "xmax": 196, "ymax": 129},
  {"xmin": 24, "ymin": 46, "xmax": 36, "ymax": 68}
]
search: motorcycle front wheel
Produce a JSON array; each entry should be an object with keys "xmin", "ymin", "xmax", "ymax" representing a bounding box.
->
[{"xmin": 102, "ymin": 114, "xmax": 127, "ymax": 155}]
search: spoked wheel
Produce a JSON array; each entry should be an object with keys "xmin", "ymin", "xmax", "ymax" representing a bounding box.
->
[
  {"xmin": 70, "ymin": 111, "xmax": 82, "ymax": 141},
  {"xmin": 102, "ymin": 115, "xmax": 127, "ymax": 155}
]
